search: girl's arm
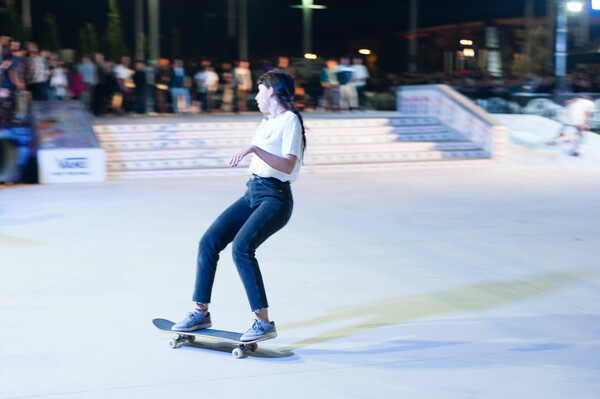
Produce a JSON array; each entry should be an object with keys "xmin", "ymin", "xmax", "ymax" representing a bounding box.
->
[{"xmin": 230, "ymin": 145, "xmax": 297, "ymax": 174}]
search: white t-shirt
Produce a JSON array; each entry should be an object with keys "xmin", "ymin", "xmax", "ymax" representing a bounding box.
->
[
  {"xmin": 249, "ymin": 111, "xmax": 303, "ymax": 183},
  {"xmin": 113, "ymin": 64, "xmax": 133, "ymax": 80},
  {"xmin": 194, "ymin": 70, "xmax": 219, "ymax": 92},
  {"xmin": 351, "ymin": 64, "xmax": 369, "ymax": 87}
]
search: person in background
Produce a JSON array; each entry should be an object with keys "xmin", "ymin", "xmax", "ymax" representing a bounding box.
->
[
  {"xmin": 113, "ymin": 56, "xmax": 133, "ymax": 114},
  {"xmin": 319, "ymin": 59, "xmax": 339, "ymax": 111},
  {"xmin": 155, "ymin": 59, "xmax": 170, "ymax": 114},
  {"xmin": 169, "ymin": 59, "xmax": 190, "ymax": 113},
  {"xmin": 194, "ymin": 61, "xmax": 219, "ymax": 113},
  {"xmin": 77, "ymin": 55, "xmax": 97, "ymax": 108},
  {"xmin": 234, "ymin": 61, "xmax": 252, "ymax": 112},
  {"xmin": 49, "ymin": 58, "xmax": 68, "ymax": 100},
  {"xmin": 68, "ymin": 63, "xmax": 86, "ymax": 100},
  {"xmin": 220, "ymin": 62, "xmax": 235, "ymax": 112},
  {"xmin": 337, "ymin": 57, "xmax": 358, "ymax": 111},
  {"xmin": 25, "ymin": 43, "xmax": 48, "ymax": 101},
  {"xmin": 351, "ymin": 57, "xmax": 369, "ymax": 110},
  {"xmin": 132, "ymin": 60, "xmax": 147, "ymax": 114},
  {"xmin": 554, "ymin": 96, "xmax": 596, "ymax": 157}
]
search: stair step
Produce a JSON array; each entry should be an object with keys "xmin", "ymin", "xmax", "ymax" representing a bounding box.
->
[
  {"xmin": 95, "ymin": 125, "xmax": 454, "ymax": 143},
  {"xmin": 105, "ymin": 141, "xmax": 481, "ymax": 162},
  {"xmin": 106, "ymin": 148, "xmax": 486, "ymax": 172},
  {"xmin": 106, "ymin": 158, "xmax": 492, "ymax": 180},
  {"xmin": 93, "ymin": 116, "xmax": 442, "ymax": 134}
]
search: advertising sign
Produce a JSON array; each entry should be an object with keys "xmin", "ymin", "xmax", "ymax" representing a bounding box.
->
[{"xmin": 32, "ymin": 101, "xmax": 106, "ymax": 183}]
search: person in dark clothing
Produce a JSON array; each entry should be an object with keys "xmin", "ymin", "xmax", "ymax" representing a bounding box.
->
[{"xmin": 133, "ymin": 61, "xmax": 147, "ymax": 114}]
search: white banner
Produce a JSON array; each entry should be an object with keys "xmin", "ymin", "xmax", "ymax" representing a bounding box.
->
[{"xmin": 38, "ymin": 148, "xmax": 106, "ymax": 184}]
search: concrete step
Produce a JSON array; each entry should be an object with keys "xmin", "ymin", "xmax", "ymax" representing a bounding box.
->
[
  {"xmin": 99, "ymin": 132, "xmax": 464, "ymax": 153},
  {"xmin": 96, "ymin": 125, "xmax": 455, "ymax": 142},
  {"xmin": 106, "ymin": 148, "xmax": 486, "ymax": 172},
  {"xmin": 93, "ymin": 112, "xmax": 490, "ymax": 180},
  {"xmin": 93, "ymin": 116, "xmax": 442, "ymax": 134},
  {"xmin": 105, "ymin": 141, "xmax": 481, "ymax": 162}
]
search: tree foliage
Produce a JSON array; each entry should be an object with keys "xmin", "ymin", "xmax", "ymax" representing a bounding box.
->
[
  {"xmin": 41, "ymin": 13, "xmax": 61, "ymax": 52},
  {"xmin": 79, "ymin": 23, "xmax": 99, "ymax": 57},
  {"xmin": 105, "ymin": 0, "xmax": 129, "ymax": 62},
  {"xmin": 1, "ymin": 4, "xmax": 28, "ymax": 42}
]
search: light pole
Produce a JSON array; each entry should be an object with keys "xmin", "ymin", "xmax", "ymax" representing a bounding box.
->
[
  {"xmin": 135, "ymin": 0, "xmax": 144, "ymax": 61},
  {"xmin": 148, "ymin": 0, "xmax": 160, "ymax": 60},
  {"xmin": 555, "ymin": 1, "xmax": 584, "ymax": 92},
  {"xmin": 290, "ymin": 0, "xmax": 326, "ymax": 55},
  {"xmin": 239, "ymin": 0, "xmax": 248, "ymax": 61}
]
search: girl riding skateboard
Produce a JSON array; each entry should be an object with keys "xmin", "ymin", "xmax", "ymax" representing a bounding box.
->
[{"xmin": 172, "ymin": 69, "xmax": 306, "ymax": 341}]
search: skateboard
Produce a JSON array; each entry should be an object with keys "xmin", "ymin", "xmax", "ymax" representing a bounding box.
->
[{"xmin": 152, "ymin": 318, "xmax": 273, "ymax": 358}]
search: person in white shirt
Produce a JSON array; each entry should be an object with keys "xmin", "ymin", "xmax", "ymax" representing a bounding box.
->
[
  {"xmin": 234, "ymin": 60, "xmax": 252, "ymax": 112},
  {"xmin": 173, "ymin": 69, "xmax": 306, "ymax": 341},
  {"xmin": 351, "ymin": 57, "xmax": 369, "ymax": 110},
  {"xmin": 555, "ymin": 97, "xmax": 596, "ymax": 156},
  {"xmin": 194, "ymin": 65, "xmax": 219, "ymax": 112}
]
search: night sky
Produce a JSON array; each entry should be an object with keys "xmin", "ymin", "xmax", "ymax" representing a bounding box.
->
[{"xmin": 18, "ymin": 0, "xmax": 546, "ymax": 65}]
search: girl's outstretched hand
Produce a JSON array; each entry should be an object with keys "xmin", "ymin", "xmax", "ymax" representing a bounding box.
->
[{"xmin": 230, "ymin": 146, "xmax": 255, "ymax": 167}]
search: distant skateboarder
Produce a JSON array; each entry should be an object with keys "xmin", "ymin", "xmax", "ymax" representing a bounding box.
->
[
  {"xmin": 554, "ymin": 97, "xmax": 595, "ymax": 156},
  {"xmin": 172, "ymin": 69, "xmax": 306, "ymax": 342}
]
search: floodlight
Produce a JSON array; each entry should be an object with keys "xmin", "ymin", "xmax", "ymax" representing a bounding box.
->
[{"xmin": 567, "ymin": 2, "xmax": 583, "ymax": 12}]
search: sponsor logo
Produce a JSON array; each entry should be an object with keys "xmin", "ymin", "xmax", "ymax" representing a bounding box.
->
[{"xmin": 56, "ymin": 157, "xmax": 89, "ymax": 169}]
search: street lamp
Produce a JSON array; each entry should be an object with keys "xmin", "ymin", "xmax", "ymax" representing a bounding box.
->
[
  {"xmin": 291, "ymin": 0, "xmax": 327, "ymax": 55},
  {"xmin": 566, "ymin": 1, "xmax": 583, "ymax": 12}
]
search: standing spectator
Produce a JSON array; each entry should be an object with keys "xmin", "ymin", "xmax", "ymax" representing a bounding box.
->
[
  {"xmin": 194, "ymin": 62, "xmax": 219, "ymax": 113},
  {"xmin": 8, "ymin": 41, "xmax": 26, "ymax": 92},
  {"xmin": 132, "ymin": 60, "xmax": 147, "ymax": 114},
  {"xmin": 145, "ymin": 60, "xmax": 157, "ymax": 113},
  {"xmin": 68, "ymin": 64, "xmax": 86, "ymax": 100},
  {"xmin": 169, "ymin": 59, "xmax": 190, "ymax": 113},
  {"xmin": 277, "ymin": 56, "xmax": 294, "ymax": 77},
  {"xmin": 25, "ymin": 43, "xmax": 48, "ymax": 101},
  {"xmin": 319, "ymin": 59, "xmax": 340, "ymax": 111},
  {"xmin": 337, "ymin": 57, "xmax": 358, "ymax": 111},
  {"xmin": 77, "ymin": 55, "xmax": 97, "ymax": 107},
  {"xmin": 351, "ymin": 57, "xmax": 369, "ymax": 110},
  {"xmin": 234, "ymin": 60, "xmax": 252, "ymax": 112},
  {"xmin": 113, "ymin": 56, "xmax": 133, "ymax": 113},
  {"xmin": 49, "ymin": 59, "xmax": 68, "ymax": 100},
  {"xmin": 220, "ymin": 62, "xmax": 235, "ymax": 112},
  {"xmin": 155, "ymin": 58, "xmax": 170, "ymax": 114},
  {"xmin": 92, "ymin": 53, "xmax": 108, "ymax": 114}
]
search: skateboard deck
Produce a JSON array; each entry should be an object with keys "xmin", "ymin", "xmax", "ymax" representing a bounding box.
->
[{"xmin": 152, "ymin": 318, "xmax": 273, "ymax": 358}]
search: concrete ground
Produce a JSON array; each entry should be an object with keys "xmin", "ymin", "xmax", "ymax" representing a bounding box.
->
[{"xmin": 1, "ymin": 119, "xmax": 600, "ymax": 398}]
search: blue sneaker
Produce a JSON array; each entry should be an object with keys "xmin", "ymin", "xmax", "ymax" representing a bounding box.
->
[
  {"xmin": 172, "ymin": 312, "xmax": 212, "ymax": 332},
  {"xmin": 240, "ymin": 319, "xmax": 277, "ymax": 342}
]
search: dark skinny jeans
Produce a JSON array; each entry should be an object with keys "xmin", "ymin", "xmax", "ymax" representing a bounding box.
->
[{"xmin": 192, "ymin": 175, "xmax": 293, "ymax": 311}]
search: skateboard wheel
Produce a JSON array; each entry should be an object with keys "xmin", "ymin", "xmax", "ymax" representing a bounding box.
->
[
  {"xmin": 249, "ymin": 343, "xmax": 258, "ymax": 352},
  {"xmin": 168, "ymin": 338, "xmax": 178, "ymax": 349},
  {"xmin": 232, "ymin": 348, "xmax": 243, "ymax": 359},
  {"xmin": 186, "ymin": 335, "xmax": 195, "ymax": 343}
]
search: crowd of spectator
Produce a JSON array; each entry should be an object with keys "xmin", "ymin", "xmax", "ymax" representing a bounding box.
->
[
  {"xmin": 384, "ymin": 68, "xmax": 600, "ymax": 100},
  {"xmin": 1, "ymin": 35, "xmax": 374, "ymax": 121},
  {"xmin": 1, "ymin": 34, "xmax": 599, "ymax": 125}
]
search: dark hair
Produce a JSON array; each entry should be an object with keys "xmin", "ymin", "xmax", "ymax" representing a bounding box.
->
[{"xmin": 257, "ymin": 69, "xmax": 306, "ymax": 157}]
